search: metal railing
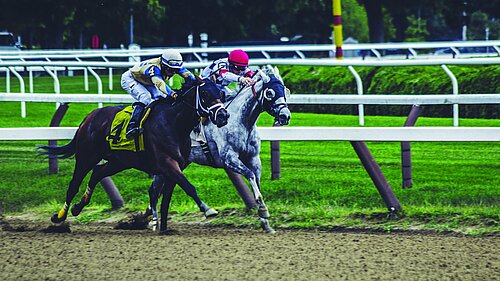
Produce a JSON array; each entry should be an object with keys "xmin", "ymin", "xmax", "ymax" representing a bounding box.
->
[
  {"xmin": 0, "ymin": 40, "xmax": 499, "ymax": 61},
  {"xmin": 1, "ymin": 57, "xmax": 498, "ymax": 125}
]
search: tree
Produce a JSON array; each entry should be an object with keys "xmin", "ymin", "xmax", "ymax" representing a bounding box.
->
[
  {"xmin": 361, "ymin": 0, "xmax": 385, "ymax": 42},
  {"xmin": 342, "ymin": 0, "xmax": 370, "ymax": 42},
  {"xmin": 404, "ymin": 15, "xmax": 430, "ymax": 42}
]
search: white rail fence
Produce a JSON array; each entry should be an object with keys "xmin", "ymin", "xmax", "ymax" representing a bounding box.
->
[
  {"xmin": 1, "ymin": 57, "xmax": 499, "ymax": 125},
  {"xmin": 1, "ymin": 126, "xmax": 499, "ymax": 142},
  {"xmin": 1, "ymin": 40, "xmax": 499, "ymax": 61},
  {"xmin": 0, "ymin": 93, "xmax": 499, "ymax": 142}
]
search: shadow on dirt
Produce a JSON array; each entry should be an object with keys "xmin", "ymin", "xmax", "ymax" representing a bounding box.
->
[
  {"xmin": 114, "ymin": 212, "xmax": 149, "ymax": 230},
  {"xmin": 41, "ymin": 222, "xmax": 71, "ymax": 233}
]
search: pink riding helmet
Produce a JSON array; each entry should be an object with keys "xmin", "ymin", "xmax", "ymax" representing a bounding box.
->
[{"xmin": 228, "ymin": 49, "xmax": 249, "ymax": 66}]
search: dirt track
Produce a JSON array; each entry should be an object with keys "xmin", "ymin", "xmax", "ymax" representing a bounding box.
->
[{"xmin": 0, "ymin": 219, "xmax": 498, "ymax": 281}]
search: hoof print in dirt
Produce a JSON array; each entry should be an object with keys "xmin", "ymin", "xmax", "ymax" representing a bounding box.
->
[
  {"xmin": 114, "ymin": 214, "xmax": 149, "ymax": 230},
  {"xmin": 42, "ymin": 222, "xmax": 71, "ymax": 233}
]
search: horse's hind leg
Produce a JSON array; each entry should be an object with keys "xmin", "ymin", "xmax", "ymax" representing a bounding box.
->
[
  {"xmin": 51, "ymin": 161, "xmax": 95, "ymax": 223},
  {"xmin": 159, "ymin": 177, "xmax": 175, "ymax": 234},
  {"xmin": 147, "ymin": 175, "xmax": 164, "ymax": 231},
  {"xmin": 71, "ymin": 161, "xmax": 124, "ymax": 217},
  {"xmin": 161, "ymin": 158, "xmax": 217, "ymax": 218}
]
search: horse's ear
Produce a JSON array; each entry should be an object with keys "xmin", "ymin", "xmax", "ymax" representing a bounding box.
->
[
  {"xmin": 273, "ymin": 66, "xmax": 284, "ymax": 84},
  {"xmin": 258, "ymin": 69, "xmax": 271, "ymax": 83}
]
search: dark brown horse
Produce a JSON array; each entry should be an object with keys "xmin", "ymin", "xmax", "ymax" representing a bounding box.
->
[{"xmin": 38, "ymin": 78, "xmax": 229, "ymax": 233}]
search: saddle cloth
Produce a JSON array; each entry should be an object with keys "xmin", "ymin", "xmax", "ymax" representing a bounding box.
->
[{"xmin": 106, "ymin": 106, "xmax": 150, "ymax": 152}]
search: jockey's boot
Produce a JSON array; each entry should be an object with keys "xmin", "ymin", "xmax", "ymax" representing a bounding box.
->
[{"xmin": 126, "ymin": 102, "xmax": 146, "ymax": 139}]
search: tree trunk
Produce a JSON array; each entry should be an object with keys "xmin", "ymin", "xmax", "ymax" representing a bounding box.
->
[{"xmin": 364, "ymin": 0, "xmax": 385, "ymax": 43}]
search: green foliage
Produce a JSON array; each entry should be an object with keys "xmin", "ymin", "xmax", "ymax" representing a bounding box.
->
[
  {"xmin": 342, "ymin": 0, "xmax": 370, "ymax": 42},
  {"xmin": 404, "ymin": 15, "xmax": 430, "ymax": 42},
  {"xmin": 279, "ymin": 64, "xmax": 500, "ymax": 118},
  {"xmin": 468, "ymin": 11, "xmax": 500, "ymax": 40},
  {"xmin": 382, "ymin": 7, "xmax": 396, "ymax": 42}
]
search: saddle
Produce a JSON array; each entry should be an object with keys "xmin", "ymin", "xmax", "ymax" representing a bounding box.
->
[{"xmin": 106, "ymin": 106, "xmax": 151, "ymax": 152}]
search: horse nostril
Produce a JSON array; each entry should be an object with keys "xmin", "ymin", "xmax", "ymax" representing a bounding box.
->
[{"xmin": 279, "ymin": 114, "xmax": 290, "ymax": 125}]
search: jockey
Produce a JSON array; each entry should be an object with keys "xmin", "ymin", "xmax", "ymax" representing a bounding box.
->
[
  {"xmin": 200, "ymin": 49, "xmax": 255, "ymax": 101},
  {"xmin": 192, "ymin": 49, "xmax": 254, "ymax": 144},
  {"xmin": 121, "ymin": 49, "xmax": 197, "ymax": 139}
]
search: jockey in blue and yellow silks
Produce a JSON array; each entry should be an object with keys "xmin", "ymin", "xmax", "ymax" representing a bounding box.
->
[{"xmin": 121, "ymin": 49, "xmax": 197, "ymax": 139}]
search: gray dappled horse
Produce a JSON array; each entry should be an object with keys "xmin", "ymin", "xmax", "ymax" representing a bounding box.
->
[{"xmin": 147, "ymin": 67, "xmax": 291, "ymax": 233}]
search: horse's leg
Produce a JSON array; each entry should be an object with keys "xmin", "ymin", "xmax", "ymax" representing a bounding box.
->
[
  {"xmin": 159, "ymin": 177, "xmax": 175, "ymax": 234},
  {"xmin": 224, "ymin": 167, "xmax": 257, "ymax": 210},
  {"xmin": 246, "ymin": 156, "xmax": 275, "ymax": 234},
  {"xmin": 51, "ymin": 160, "xmax": 95, "ymax": 223},
  {"xmin": 70, "ymin": 161, "xmax": 124, "ymax": 217},
  {"xmin": 147, "ymin": 175, "xmax": 164, "ymax": 231},
  {"xmin": 161, "ymin": 158, "xmax": 217, "ymax": 217},
  {"xmin": 223, "ymin": 152, "xmax": 275, "ymax": 233}
]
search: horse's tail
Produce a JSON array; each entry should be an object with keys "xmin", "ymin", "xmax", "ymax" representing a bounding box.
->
[{"xmin": 36, "ymin": 129, "xmax": 78, "ymax": 159}]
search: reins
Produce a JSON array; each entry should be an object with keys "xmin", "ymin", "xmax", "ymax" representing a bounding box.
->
[
  {"xmin": 174, "ymin": 83, "xmax": 225, "ymax": 119},
  {"xmin": 225, "ymin": 84, "xmax": 249, "ymax": 109}
]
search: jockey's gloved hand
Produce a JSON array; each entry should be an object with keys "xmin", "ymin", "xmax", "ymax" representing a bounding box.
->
[
  {"xmin": 194, "ymin": 76, "xmax": 205, "ymax": 86},
  {"xmin": 239, "ymin": 77, "xmax": 254, "ymax": 86}
]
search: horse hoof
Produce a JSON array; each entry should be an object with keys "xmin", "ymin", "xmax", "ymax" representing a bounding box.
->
[
  {"xmin": 51, "ymin": 213, "xmax": 66, "ymax": 224},
  {"xmin": 265, "ymin": 227, "xmax": 276, "ymax": 234},
  {"xmin": 260, "ymin": 219, "xmax": 275, "ymax": 234},
  {"xmin": 71, "ymin": 203, "xmax": 83, "ymax": 217},
  {"xmin": 149, "ymin": 219, "xmax": 159, "ymax": 231},
  {"xmin": 258, "ymin": 208, "xmax": 270, "ymax": 219},
  {"xmin": 205, "ymin": 208, "xmax": 218, "ymax": 217}
]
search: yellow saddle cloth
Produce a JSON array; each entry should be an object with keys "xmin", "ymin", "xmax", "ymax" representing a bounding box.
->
[{"xmin": 106, "ymin": 106, "xmax": 150, "ymax": 152}]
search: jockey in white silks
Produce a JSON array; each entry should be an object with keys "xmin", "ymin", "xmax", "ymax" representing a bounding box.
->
[
  {"xmin": 193, "ymin": 49, "xmax": 256, "ymax": 143},
  {"xmin": 121, "ymin": 49, "xmax": 197, "ymax": 139},
  {"xmin": 200, "ymin": 49, "xmax": 255, "ymax": 101}
]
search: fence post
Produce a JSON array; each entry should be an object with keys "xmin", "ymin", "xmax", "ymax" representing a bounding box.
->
[
  {"xmin": 224, "ymin": 168, "xmax": 256, "ymax": 210},
  {"xmin": 270, "ymin": 122, "xmax": 281, "ymax": 180},
  {"xmin": 401, "ymin": 105, "xmax": 422, "ymax": 188},
  {"xmin": 351, "ymin": 141, "xmax": 402, "ymax": 212},
  {"xmin": 100, "ymin": 177, "xmax": 124, "ymax": 209},
  {"xmin": 48, "ymin": 103, "xmax": 69, "ymax": 174}
]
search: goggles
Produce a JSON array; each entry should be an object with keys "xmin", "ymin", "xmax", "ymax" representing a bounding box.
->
[
  {"xmin": 230, "ymin": 63, "xmax": 246, "ymax": 72},
  {"xmin": 161, "ymin": 58, "xmax": 183, "ymax": 68}
]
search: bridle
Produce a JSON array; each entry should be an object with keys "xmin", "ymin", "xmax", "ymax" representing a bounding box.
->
[
  {"xmin": 252, "ymin": 79, "xmax": 289, "ymax": 117},
  {"xmin": 195, "ymin": 85, "xmax": 225, "ymax": 120},
  {"xmin": 176, "ymin": 82, "xmax": 225, "ymax": 120}
]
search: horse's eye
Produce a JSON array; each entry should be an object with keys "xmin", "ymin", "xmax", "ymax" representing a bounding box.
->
[{"xmin": 264, "ymin": 89, "xmax": 275, "ymax": 101}]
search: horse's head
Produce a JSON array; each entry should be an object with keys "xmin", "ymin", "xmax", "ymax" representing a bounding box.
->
[
  {"xmin": 253, "ymin": 68, "xmax": 291, "ymax": 126},
  {"xmin": 180, "ymin": 78, "xmax": 229, "ymax": 128}
]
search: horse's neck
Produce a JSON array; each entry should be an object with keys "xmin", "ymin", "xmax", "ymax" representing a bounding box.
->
[
  {"xmin": 228, "ymin": 83, "xmax": 262, "ymax": 129},
  {"xmin": 174, "ymin": 104, "xmax": 199, "ymax": 135}
]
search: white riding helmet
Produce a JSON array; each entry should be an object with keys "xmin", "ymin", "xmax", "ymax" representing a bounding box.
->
[{"xmin": 161, "ymin": 49, "xmax": 183, "ymax": 69}]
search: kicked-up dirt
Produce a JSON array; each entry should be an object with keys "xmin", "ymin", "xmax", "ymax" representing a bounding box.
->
[{"xmin": 0, "ymin": 218, "xmax": 498, "ymax": 281}]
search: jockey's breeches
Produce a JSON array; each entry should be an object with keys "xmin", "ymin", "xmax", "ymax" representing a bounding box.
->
[{"xmin": 121, "ymin": 70, "xmax": 165, "ymax": 105}]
